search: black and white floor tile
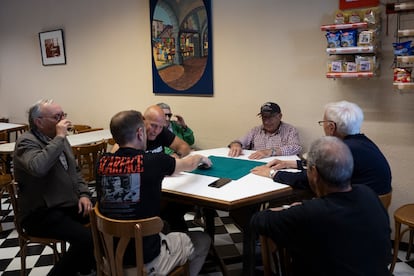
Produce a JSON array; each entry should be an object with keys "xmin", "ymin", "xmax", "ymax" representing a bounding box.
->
[{"xmin": 0, "ymin": 194, "xmax": 413, "ymax": 276}]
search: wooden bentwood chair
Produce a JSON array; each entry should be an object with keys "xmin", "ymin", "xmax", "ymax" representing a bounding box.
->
[
  {"xmin": 90, "ymin": 205, "xmax": 189, "ymax": 276},
  {"xmin": 72, "ymin": 140, "xmax": 107, "ymax": 183},
  {"xmin": 72, "ymin": 124, "xmax": 92, "ymax": 134},
  {"xmin": 390, "ymin": 202, "xmax": 414, "ymax": 273},
  {"xmin": 5, "ymin": 178, "xmax": 66, "ymax": 276}
]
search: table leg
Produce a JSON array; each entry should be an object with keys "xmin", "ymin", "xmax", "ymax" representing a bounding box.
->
[
  {"xmin": 203, "ymin": 208, "xmax": 216, "ymax": 240},
  {"xmin": 229, "ymin": 204, "xmax": 260, "ymax": 275}
]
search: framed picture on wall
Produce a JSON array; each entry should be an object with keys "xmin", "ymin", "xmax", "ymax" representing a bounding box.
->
[
  {"xmin": 150, "ymin": 0, "xmax": 213, "ymax": 96},
  {"xmin": 39, "ymin": 29, "xmax": 66, "ymax": 66}
]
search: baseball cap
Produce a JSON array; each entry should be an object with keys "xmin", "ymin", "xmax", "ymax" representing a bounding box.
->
[{"xmin": 258, "ymin": 102, "xmax": 281, "ymax": 115}]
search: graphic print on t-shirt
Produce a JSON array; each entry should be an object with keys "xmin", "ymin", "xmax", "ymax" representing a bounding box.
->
[
  {"xmin": 101, "ymin": 174, "xmax": 141, "ymax": 202},
  {"xmin": 97, "ymin": 154, "xmax": 144, "ymax": 218}
]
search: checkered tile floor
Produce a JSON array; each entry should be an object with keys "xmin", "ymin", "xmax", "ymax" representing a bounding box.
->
[{"xmin": 0, "ymin": 193, "xmax": 413, "ymax": 276}]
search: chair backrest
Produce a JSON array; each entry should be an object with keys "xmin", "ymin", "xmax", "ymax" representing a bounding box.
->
[
  {"xmin": 379, "ymin": 192, "xmax": 392, "ymax": 211},
  {"xmin": 260, "ymin": 234, "xmax": 294, "ymax": 276},
  {"xmin": 5, "ymin": 178, "xmax": 27, "ymax": 238},
  {"xmin": 90, "ymin": 205, "xmax": 164, "ymax": 276},
  {"xmin": 72, "ymin": 140, "xmax": 107, "ymax": 182},
  {"xmin": 73, "ymin": 124, "xmax": 92, "ymax": 134},
  {"xmin": 0, "ymin": 130, "xmax": 7, "ymax": 142},
  {"xmin": 77, "ymin": 128, "xmax": 104, "ymax": 134}
]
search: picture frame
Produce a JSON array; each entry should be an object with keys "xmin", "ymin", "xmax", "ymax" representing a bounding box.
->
[
  {"xmin": 39, "ymin": 29, "xmax": 66, "ymax": 66},
  {"xmin": 150, "ymin": 0, "xmax": 213, "ymax": 96}
]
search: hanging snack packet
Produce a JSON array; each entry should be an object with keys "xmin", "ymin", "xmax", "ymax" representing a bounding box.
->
[
  {"xmin": 347, "ymin": 10, "xmax": 362, "ymax": 23},
  {"xmin": 358, "ymin": 30, "xmax": 375, "ymax": 46},
  {"xmin": 341, "ymin": 29, "xmax": 358, "ymax": 47},
  {"xmin": 363, "ymin": 7, "xmax": 380, "ymax": 26},
  {"xmin": 334, "ymin": 10, "xmax": 346, "ymax": 24},
  {"xmin": 393, "ymin": 41, "xmax": 412, "ymax": 56},
  {"xmin": 326, "ymin": 31, "xmax": 341, "ymax": 48},
  {"xmin": 394, "ymin": 68, "xmax": 411, "ymax": 83},
  {"xmin": 356, "ymin": 55, "xmax": 376, "ymax": 72}
]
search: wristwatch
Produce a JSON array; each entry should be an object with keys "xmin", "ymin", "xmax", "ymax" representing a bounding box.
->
[{"xmin": 269, "ymin": 169, "xmax": 276, "ymax": 178}]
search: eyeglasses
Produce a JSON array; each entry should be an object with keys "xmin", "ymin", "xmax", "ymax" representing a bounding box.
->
[
  {"xmin": 318, "ymin": 120, "xmax": 336, "ymax": 127},
  {"xmin": 165, "ymin": 113, "xmax": 173, "ymax": 118},
  {"xmin": 39, "ymin": 112, "xmax": 67, "ymax": 122}
]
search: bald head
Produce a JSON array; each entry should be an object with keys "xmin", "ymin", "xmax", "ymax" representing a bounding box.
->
[
  {"xmin": 307, "ymin": 136, "xmax": 353, "ymax": 191},
  {"xmin": 144, "ymin": 105, "xmax": 167, "ymax": 141}
]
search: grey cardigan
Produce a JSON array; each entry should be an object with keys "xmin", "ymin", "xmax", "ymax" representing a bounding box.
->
[{"xmin": 13, "ymin": 130, "xmax": 91, "ymax": 223}]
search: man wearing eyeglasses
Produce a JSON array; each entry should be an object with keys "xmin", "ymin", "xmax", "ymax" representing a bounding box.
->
[
  {"xmin": 228, "ymin": 102, "xmax": 302, "ymax": 159},
  {"xmin": 251, "ymin": 136, "xmax": 391, "ymax": 276},
  {"xmin": 157, "ymin": 102, "xmax": 195, "ymax": 157},
  {"xmin": 13, "ymin": 99, "xmax": 95, "ymax": 276},
  {"xmin": 251, "ymin": 100, "xmax": 392, "ymax": 196}
]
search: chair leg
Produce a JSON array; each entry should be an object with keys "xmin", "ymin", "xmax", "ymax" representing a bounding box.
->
[
  {"xmin": 51, "ymin": 243, "xmax": 60, "ymax": 263},
  {"xmin": 20, "ymin": 240, "xmax": 27, "ymax": 276},
  {"xmin": 390, "ymin": 221, "xmax": 402, "ymax": 273},
  {"xmin": 407, "ymin": 228, "xmax": 414, "ymax": 260}
]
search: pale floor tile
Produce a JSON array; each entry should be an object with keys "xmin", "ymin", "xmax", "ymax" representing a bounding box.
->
[
  {"xmin": 234, "ymin": 242, "xmax": 243, "ymax": 254},
  {"xmin": 6, "ymin": 255, "xmax": 40, "ymax": 271},
  {"xmin": 1, "ymin": 222, "xmax": 15, "ymax": 231},
  {"xmin": 29, "ymin": 265, "xmax": 53, "ymax": 276},
  {"xmin": 0, "ymin": 246, "xmax": 19, "ymax": 259},
  {"xmin": 214, "ymin": 234, "xmax": 234, "ymax": 246},
  {"xmin": 184, "ymin": 213, "xmax": 194, "ymax": 220},
  {"xmin": 396, "ymin": 249, "xmax": 414, "ymax": 262},
  {"xmin": 200, "ymin": 272, "xmax": 223, "ymax": 276},
  {"xmin": 214, "ymin": 216, "xmax": 223, "ymax": 226},
  {"xmin": 6, "ymin": 229, "xmax": 18, "ymax": 239},
  {"xmin": 216, "ymin": 210, "xmax": 229, "ymax": 217},
  {"xmin": 224, "ymin": 223, "xmax": 241, "ymax": 234},
  {"xmin": 393, "ymin": 261, "xmax": 414, "ymax": 276}
]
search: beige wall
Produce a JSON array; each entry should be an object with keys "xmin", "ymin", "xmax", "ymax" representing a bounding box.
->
[{"xmin": 1, "ymin": 0, "xmax": 414, "ymax": 238}]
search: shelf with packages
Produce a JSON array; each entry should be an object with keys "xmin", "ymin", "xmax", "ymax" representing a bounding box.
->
[
  {"xmin": 391, "ymin": 1, "xmax": 414, "ymax": 89},
  {"xmin": 322, "ymin": 20, "xmax": 380, "ymax": 79},
  {"xmin": 326, "ymin": 45, "xmax": 376, "ymax": 54},
  {"xmin": 326, "ymin": 72, "xmax": 375, "ymax": 79},
  {"xmin": 321, "ymin": 22, "xmax": 368, "ymax": 31}
]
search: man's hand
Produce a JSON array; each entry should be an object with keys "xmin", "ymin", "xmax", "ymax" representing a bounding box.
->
[
  {"xmin": 250, "ymin": 164, "xmax": 272, "ymax": 178},
  {"xmin": 174, "ymin": 115, "xmax": 187, "ymax": 129},
  {"xmin": 248, "ymin": 149, "xmax": 272, "ymax": 160},
  {"xmin": 228, "ymin": 142, "xmax": 243, "ymax": 157},
  {"xmin": 78, "ymin": 196, "xmax": 93, "ymax": 217},
  {"xmin": 56, "ymin": 119, "xmax": 72, "ymax": 137},
  {"xmin": 267, "ymin": 159, "xmax": 298, "ymax": 170}
]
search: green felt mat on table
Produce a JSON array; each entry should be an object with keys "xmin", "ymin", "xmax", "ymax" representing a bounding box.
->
[{"xmin": 191, "ymin": 155, "xmax": 266, "ymax": 180}]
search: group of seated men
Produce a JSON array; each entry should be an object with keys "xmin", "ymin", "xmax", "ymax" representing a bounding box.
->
[{"xmin": 11, "ymin": 98, "xmax": 392, "ymax": 276}]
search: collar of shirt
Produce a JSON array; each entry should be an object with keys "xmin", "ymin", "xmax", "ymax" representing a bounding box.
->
[{"xmin": 261, "ymin": 121, "xmax": 283, "ymax": 136}]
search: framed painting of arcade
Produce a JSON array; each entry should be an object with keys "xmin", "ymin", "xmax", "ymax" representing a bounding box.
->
[{"xmin": 150, "ymin": 0, "xmax": 213, "ymax": 96}]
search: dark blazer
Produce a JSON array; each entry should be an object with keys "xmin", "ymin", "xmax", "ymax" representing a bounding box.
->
[{"xmin": 13, "ymin": 130, "xmax": 91, "ymax": 224}]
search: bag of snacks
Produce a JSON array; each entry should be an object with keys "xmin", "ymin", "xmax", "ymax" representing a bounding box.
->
[
  {"xmin": 341, "ymin": 29, "xmax": 358, "ymax": 47},
  {"xmin": 326, "ymin": 31, "xmax": 341, "ymax": 48},
  {"xmin": 393, "ymin": 41, "xmax": 412, "ymax": 56},
  {"xmin": 394, "ymin": 68, "xmax": 411, "ymax": 83}
]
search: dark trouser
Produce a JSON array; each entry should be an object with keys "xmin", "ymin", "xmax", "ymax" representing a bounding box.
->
[
  {"xmin": 161, "ymin": 202, "xmax": 193, "ymax": 232},
  {"xmin": 22, "ymin": 206, "xmax": 95, "ymax": 276}
]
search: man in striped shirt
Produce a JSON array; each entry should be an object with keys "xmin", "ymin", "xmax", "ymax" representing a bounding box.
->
[{"xmin": 228, "ymin": 102, "xmax": 302, "ymax": 159}]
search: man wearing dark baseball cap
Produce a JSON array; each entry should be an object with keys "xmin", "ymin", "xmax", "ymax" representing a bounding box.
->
[
  {"xmin": 228, "ymin": 101, "xmax": 302, "ymax": 160},
  {"xmin": 257, "ymin": 102, "xmax": 281, "ymax": 115}
]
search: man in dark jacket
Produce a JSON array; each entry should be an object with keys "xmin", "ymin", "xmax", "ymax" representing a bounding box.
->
[{"xmin": 251, "ymin": 136, "xmax": 391, "ymax": 276}]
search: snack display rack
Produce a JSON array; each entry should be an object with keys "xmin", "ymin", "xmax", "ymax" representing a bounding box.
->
[
  {"xmin": 320, "ymin": 8, "xmax": 380, "ymax": 79},
  {"xmin": 391, "ymin": 1, "xmax": 414, "ymax": 90}
]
